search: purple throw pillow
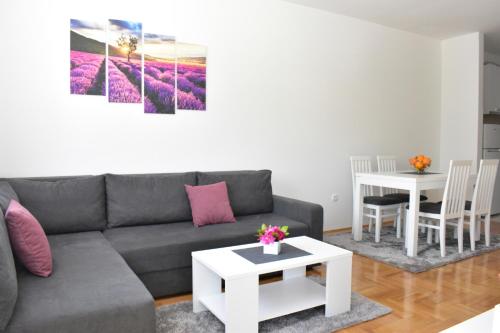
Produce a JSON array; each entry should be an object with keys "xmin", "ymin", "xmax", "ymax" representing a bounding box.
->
[
  {"xmin": 5, "ymin": 200, "xmax": 52, "ymax": 277},
  {"xmin": 185, "ymin": 181, "xmax": 236, "ymax": 227}
]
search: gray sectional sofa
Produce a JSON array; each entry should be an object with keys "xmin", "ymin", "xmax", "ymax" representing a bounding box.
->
[{"xmin": 0, "ymin": 170, "xmax": 323, "ymax": 333}]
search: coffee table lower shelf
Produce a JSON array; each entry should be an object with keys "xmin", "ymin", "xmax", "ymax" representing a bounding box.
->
[{"xmin": 199, "ymin": 276, "xmax": 326, "ymax": 323}]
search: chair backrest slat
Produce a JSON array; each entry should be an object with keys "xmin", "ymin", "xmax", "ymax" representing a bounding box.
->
[
  {"xmin": 471, "ymin": 159, "xmax": 499, "ymax": 214},
  {"xmin": 350, "ymin": 156, "xmax": 373, "ymax": 197},
  {"xmin": 376, "ymin": 155, "xmax": 398, "ymax": 195},
  {"xmin": 441, "ymin": 160, "xmax": 472, "ymax": 218}
]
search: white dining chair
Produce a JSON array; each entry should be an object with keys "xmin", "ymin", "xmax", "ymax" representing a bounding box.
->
[
  {"xmin": 410, "ymin": 160, "xmax": 471, "ymax": 257},
  {"xmin": 376, "ymin": 155, "xmax": 428, "ymax": 238},
  {"xmin": 463, "ymin": 159, "xmax": 499, "ymax": 250},
  {"xmin": 376, "ymin": 155, "xmax": 403, "ymax": 237},
  {"xmin": 350, "ymin": 156, "xmax": 403, "ymax": 243}
]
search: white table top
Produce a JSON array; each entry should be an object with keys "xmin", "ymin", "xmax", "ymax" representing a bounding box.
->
[
  {"xmin": 354, "ymin": 171, "xmax": 476, "ymax": 191},
  {"xmin": 356, "ymin": 171, "xmax": 448, "ymax": 182},
  {"xmin": 192, "ymin": 236, "xmax": 352, "ymax": 280}
]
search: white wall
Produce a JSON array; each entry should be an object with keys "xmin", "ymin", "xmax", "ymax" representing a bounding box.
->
[
  {"xmin": 0, "ymin": 0, "xmax": 442, "ymax": 229},
  {"xmin": 440, "ymin": 33, "xmax": 484, "ymax": 172}
]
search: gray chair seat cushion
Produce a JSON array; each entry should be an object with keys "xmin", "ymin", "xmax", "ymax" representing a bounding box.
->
[
  {"xmin": 384, "ymin": 193, "xmax": 428, "ymax": 202},
  {"xmin": 7, "ymin": 176, "xmax": 107, "ymax": 234},
  {"xmin": 363, "ymin": 196, "xmax": 402, "ymax": 205},
  {"xmin": 406, "ymin": 201, "xmax": 472, "ymax": 214},
  {"xmin": 3, "ymin": 232, "xmax": 155, "ymax": 333},
  {"xmin": 405, "ymin": 202, "xmax": 442, "ymax": 214},
  {"xmin": 104, "ymin": 214, "xmax": 309, "ymax": 275}
]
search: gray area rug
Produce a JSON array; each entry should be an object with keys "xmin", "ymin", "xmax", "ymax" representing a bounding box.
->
[
  {"xmin": 156, "ymin": 276, "xmax": 391, "ymax": 333},
  {"xmin": 325, "ymin": 227, "xmax": 500, "ymax": 273}
]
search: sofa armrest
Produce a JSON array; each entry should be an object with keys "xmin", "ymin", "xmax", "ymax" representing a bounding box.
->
[{"xmin": 272, "ymin": 195, "xmax": 324, "ymax": 241}]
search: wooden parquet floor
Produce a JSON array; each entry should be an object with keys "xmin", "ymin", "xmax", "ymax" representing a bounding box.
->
[{"xmin": 155, "ymin": 221, "xmax": 500, "ymax": 333}]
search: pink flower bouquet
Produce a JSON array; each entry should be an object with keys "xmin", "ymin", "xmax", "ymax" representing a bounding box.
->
[
  {"xmin": 257, "ymin": 224, "xmax": 289, "ymax": 255},
  {"xmin": 257, "ymin": 224, "xmax": 289, "ymax": 244}
]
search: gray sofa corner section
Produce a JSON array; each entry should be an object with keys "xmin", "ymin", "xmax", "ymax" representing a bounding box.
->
[
  {"xmin": 272, "ymin": 195, "xmax": 324, "ymax": 241},
  {"xmin": 3, "ymin": 232, "xmax": 155, "ymax": 333}
]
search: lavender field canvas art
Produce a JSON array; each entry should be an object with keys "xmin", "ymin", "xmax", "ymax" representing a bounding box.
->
[
  {"xmin": 176, "ymin": 42, "xmax": 207, "ymax": 111},
  {"xmin": 70, "ymin": 19, "xmax": 106, "ymax": 95},
  {"xmin": 108, "ymin": 19, "xmax": 143, "ymax": 103},
  {"xmin": 143, "ymin": 33, "xmax": 176, "ymax": 114}
]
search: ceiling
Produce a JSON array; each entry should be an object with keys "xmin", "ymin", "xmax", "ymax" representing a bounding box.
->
[{"xmin": 284, "ymin": 0, "xmax": 500, "ymax": 54}]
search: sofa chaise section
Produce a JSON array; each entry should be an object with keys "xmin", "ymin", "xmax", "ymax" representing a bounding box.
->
[{"xmin": 2, "ymin": 232, "xmax": 155, "ymax": 333}]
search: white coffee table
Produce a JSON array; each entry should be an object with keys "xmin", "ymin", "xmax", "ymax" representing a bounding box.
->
[{"xmin": 192, "ymin": 236, "xmax": 353, "ymax": 333}]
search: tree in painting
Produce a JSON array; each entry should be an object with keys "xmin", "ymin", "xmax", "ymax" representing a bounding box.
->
[
  {"xmin": 108, "ymin": 19, "xmax": 143, "ymax": 103},
  {"xmin": 117, "ymin": 33, "xmax": 138, "ymax": 62}
]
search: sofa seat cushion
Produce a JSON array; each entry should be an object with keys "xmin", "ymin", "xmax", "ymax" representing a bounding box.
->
[
  {"xmin": 105, "ymin": 173, "xmax": 197, "ymax": 228},
  {"xmin": 104, "ymin": 214, "xmax": 309, "ymax": 274},
  {"xmin": 3, "ymin": 232, "xmax": 155, "ymax": 333},
  {"xmin": 8, "ymin": 176, "xmax": 107, "ymax": 234},
  {"xmin": 197, "ymin": 170, "xmax": 273, "ymax": 216}
]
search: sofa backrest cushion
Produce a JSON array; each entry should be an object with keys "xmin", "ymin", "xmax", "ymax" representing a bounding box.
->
[
  {"xmin": 0, "ymin": 213, "xmax": 17, "ymax": 330},
  {"xmin": 197, "ymin": 170, "xmax": 273, "ymax": 216},
  {"xmin": 0, "ymin": 181, "xmax": 18, "ymax": 215},
  {"xmin": 8, "ymin": 176, "xmax": 107, "ymax": 234},
  {"xmin": 106, "ymin": 173, "xmax": 197, "ymax": 228}
]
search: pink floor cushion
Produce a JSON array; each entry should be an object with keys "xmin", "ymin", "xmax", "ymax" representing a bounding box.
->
[
  {"xmin": 5, "ymin": 200, "xmax": 52, "ymax": 277},
  {"xmin": 185, "ymin": 181, "xmax": 236, "ymax": 227}
]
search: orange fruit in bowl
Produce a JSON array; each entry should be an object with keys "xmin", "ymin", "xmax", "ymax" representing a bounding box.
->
[{"xmin": 414, "ymin": 161, "xmax": 424, "ymax": 170}]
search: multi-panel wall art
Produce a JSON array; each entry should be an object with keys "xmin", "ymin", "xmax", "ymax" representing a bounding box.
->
[{"xmin": 69, "ymin": 19, "xmax": 207, "ymax": 114}]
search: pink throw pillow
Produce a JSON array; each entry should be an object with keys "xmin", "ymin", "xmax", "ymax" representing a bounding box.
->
[
  {"xmin": 185, "ymin": 181, "xmax": 236, "ymax": 227},
  {"xmin": 5, "ymin": 200, "xmax": 52, "ymax": 277}
]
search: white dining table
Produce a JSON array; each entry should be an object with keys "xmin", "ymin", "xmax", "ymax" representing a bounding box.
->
[{"xmin": 352, "ymin": 171, "xmax": 475, "ymax": 257}]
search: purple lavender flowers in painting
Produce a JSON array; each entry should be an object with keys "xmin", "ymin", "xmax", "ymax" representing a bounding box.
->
[
  {"xmin": 107, "ymin": 19, "xmax": 143, "ymax": 103},
  {"xmin": 70, "ymin": 52, "xmax": 106, "ymax": 95},
  {"xmin": 176, "ymin": 63, "xmax": 206, "ymax": 111},
  {"xmin": 108, "ymin": 60, "xmax": 141, "ymax": 103},
  {"xmin": 70, "ymin": 20, "xmax": 106, "ymax": 96},
  {"xmin": 143, "ymin": 68, "xmax": 175, "ymax": 114},
  {"xmin": 144, "ymin": 97, "xmax": 157, "ymax": 113},
  {"xmin": 143, "ymin": 33, "xmax": 176, "ymax": 114}
]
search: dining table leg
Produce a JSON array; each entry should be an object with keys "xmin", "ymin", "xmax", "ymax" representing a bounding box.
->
[
  {"xmin": 406, "ymin": 186, "xmax": 421, "ymax": 257},
  {"xmin": 353, "ymin": 178, "xmax": 363, "ymax": 241}
]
